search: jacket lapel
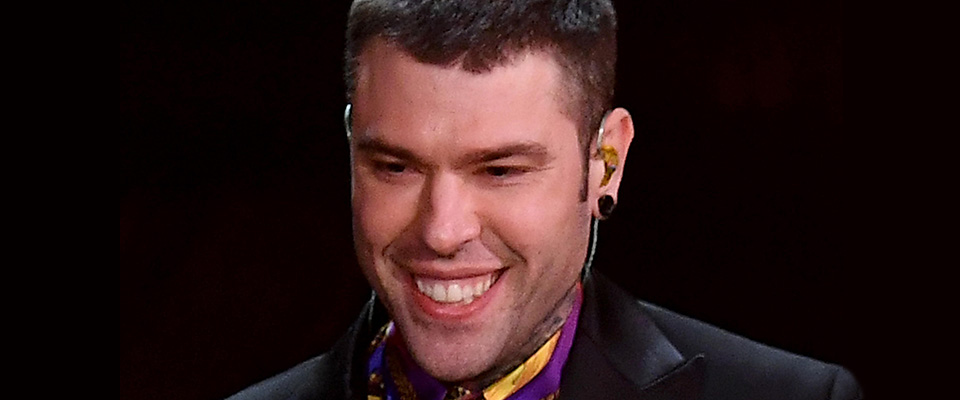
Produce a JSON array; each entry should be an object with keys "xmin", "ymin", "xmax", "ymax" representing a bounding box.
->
[
  {"xmin": 322, "ymin": 292, "xmax": 390, "ymax": 400},
  {"xmin": 559, "ymin": 273, "xmax": 705, "ymax": 400}
]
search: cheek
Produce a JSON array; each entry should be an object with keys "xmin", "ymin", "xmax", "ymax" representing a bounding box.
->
[
  {"xmin": 352, "ymin": 180, "xmax": 422, "ymax": 301},
  {"xmin": 484, "ymin": 173, "xmax": 587, "ymax": 259},
  {"xmin": 352, "ymin": 178, "xmax": 419, "ymax": 255}
]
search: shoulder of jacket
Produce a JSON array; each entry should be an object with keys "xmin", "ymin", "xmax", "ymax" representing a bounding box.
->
[
  {"xmin": 225, "ymin": 353, "xmax": 340, "ymax": 400},
  {"xmin": 636, "ymin": 300, "xmax": 861, "ymax": 399}
]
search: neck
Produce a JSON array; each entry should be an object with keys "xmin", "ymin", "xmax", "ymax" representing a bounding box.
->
[{"xmin": 453, "ymin": 283, "xmax": 580, "ymax": 390}]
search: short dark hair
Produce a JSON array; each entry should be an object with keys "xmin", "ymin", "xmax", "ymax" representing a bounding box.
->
[{"xmin": 344, "ymin": 0, "xmax": 618, "ymax": 175}]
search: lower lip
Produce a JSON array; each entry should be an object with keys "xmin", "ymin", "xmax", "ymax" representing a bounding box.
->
[{"xmin": 409, "ymin": 273, "xmax": 502, "ymax": 320}]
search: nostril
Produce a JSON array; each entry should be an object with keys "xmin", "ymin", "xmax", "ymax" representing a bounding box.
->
[{"xmin": 422, "ymin": 221, "xmax": 478, "ymax": 257}]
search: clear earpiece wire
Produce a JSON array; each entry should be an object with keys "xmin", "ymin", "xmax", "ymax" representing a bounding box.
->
[
  {"xmin": 582, "ymin": 217, "xmax": 600, "ymax": 278},
  {"xmin": 583, "ymin": 111, "xmax": 613, "ymax": 278},
  {"xmin": 344, "ymin": 103, "xmax": 353, "ymax": 138}
]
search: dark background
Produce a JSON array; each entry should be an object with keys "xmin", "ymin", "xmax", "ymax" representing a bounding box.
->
[{"xmin": 121, "ymin": 1, "xmax": 864, "ymax": 399}]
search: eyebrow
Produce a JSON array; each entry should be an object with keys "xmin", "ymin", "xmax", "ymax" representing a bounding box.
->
[
  {"xmin": 456, "ymin": 142, "xmax": 554, "ymax": 167},
  {"xmin": 354, "ymin": 137, "xmax": 554, "ymax": 168},
  {"xmin": 355, "ymin": 137, "xmax": 426, "ymax": 166}
]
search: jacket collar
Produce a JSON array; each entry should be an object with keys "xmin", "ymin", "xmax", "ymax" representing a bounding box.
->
[
  {"xmin": 558, "ymin": 273, "xmax": 705, "ymax": 400},
  {"xmin": 341, "ymin": 292, "xmax": 391, "ymax": 399},
  {"xmin": 341, "ymin": 273, "xmax": 705, "ymax": 400}
]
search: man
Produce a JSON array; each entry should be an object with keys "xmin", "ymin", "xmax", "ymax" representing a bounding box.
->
[{"xmin": 230, "ymin": 1, "xmax": 860, "ymax": 399}]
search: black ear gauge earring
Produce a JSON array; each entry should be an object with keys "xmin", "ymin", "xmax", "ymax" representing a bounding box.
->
[{"xmin": 598, "ymin": 195, "xmax": 616, "ymax": 219}]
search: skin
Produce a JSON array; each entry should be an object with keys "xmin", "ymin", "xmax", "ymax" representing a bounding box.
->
[{"xmin": 349, "ymin": 39, "xmax": 634, "ymax": 385}]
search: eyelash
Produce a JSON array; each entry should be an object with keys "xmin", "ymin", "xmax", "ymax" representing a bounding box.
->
[
  {"xmin": 371, "ymin": 160, "xmax": 411, "ymax": 176},
  {"xmin": 481, "ymin": 165, "xmax": 526, "ymax": 178}
]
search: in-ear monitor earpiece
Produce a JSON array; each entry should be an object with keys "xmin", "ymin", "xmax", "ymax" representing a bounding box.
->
[{"xmin": 595, "ymin": 110, "xmax": 618, "ymax": 187}]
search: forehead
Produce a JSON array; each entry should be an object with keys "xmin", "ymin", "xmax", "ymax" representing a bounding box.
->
[{"xmin": 351, "ymin": 40, "xmax": 576, "ymax": 152}]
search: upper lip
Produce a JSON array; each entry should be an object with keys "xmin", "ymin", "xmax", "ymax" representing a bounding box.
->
[
  {"xmin": 407, "ymin": 267, "xmax": 504, "ymax": 280},
  {"xmin": 393, "ymin": 259, "xmax": 504, "ymax": 280}
]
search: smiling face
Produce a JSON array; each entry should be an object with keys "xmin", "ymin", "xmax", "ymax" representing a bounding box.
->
[{"xmin": 349, "ymin": 40, "xmax": 595, "ymax": 382}]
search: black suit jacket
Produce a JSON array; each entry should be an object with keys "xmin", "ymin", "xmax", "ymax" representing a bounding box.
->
[{"xmin": 228, "ymin": 273, "xmax": 861, "ymax": 399}]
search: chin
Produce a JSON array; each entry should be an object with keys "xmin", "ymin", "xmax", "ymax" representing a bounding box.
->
[
  {"xmin": 399, "ymin": 322, "xmax": 507, "ymax": 383},
  {"xmin": 411, "ymin": 343, "xmax": 498, "ymax": 383}
]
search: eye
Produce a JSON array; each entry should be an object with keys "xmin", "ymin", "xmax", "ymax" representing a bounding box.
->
[
  {"xmin": 478, "ymin": 165, "xmax": 536, "ymax": 183},
  {"xmin": 367, "ymin": 159, "xmax": 417, "ymax": 182},
  {"xmin": 378, "ymin": 161, "xmax": 407, "ymax": 174},
  {"xmin": 485, "ymin": 166, "xmax": 513, "ymax": 177}
]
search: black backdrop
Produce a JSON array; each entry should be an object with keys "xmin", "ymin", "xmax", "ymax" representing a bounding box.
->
[{"xmin": 121, "ymin": 1, "xmax": 862, "ymax": 399}]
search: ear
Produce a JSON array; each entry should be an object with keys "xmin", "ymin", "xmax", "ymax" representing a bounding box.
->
[{"xmin": 588, "ymin": 107, "xmax": 635, "ymax": 218}]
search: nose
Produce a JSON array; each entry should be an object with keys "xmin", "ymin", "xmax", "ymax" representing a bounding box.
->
[{"xmin": 419, "ymin": 172, "xmax": 481, "ymax": 257}]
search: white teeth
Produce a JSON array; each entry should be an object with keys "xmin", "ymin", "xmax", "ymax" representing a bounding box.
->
[
  {"xmin": 447, "ymin": 284, "xmax": 463, "ymax": 302},
  {"xmin": 415, "ymin": 272, "xmax": 499, "ymax": 305},
  {"xmin": 417, "ymin": 280, "xmax": 427, "ymax": 295},
  {"xmin": 433, "ymin": 283, "xmax": 446, "ymax": 302}
]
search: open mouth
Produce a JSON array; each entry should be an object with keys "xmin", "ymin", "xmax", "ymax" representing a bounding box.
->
[{"xmin": 413, "ymin": 270, "xmax": 503, "ymax": 305}]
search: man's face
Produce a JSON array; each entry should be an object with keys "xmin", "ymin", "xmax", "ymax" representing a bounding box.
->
[{"xmin": 350, "ymin": 41, "xmax": 592, "ymax": 381}]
